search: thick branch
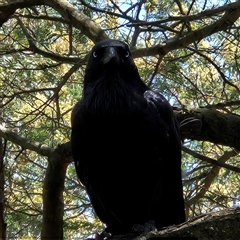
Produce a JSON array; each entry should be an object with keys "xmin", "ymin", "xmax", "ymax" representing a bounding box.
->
[
  {"xmin": 108, "ymin": 207, "xmax": 240, "ymax": 240},
  {"xmin": 176, "ymin": 108, "xmax": 240, "ymax": 151},
  {"xmin": 1, "ymin": 108, "xmax": 240, "ymax": 158},
  {"xmin": 0, "ymin": 0, "xmax": 108, "ymax": 43},
  {"xmin": 0, "ymin": 125, "xmax": 53, "ymax": 157},
  {"xmin": 46, "ymin": 0, "xmax": 108, "ymax": 43}
]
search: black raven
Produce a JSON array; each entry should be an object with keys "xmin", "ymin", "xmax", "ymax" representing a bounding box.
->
[{"xmin": 71, "ymin": 39, "xmax": 185, "ymax": 235}]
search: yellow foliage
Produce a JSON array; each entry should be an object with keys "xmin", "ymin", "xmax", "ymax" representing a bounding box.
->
[
  {"xmin": 146, "ymin": 0, "xmax": 158, "ymax": 12},
  {"xmin": 32, "ymin": 194, "xmax": 42, "ymax": 203},
  {"xmin": 49, "ymin": 35, "xmax": 70, "ymax": 54}
]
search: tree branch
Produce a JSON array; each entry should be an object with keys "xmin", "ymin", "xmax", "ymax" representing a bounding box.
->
[
  {"xmin": 0, "ymin": 125, "xmax": 53, "ymax": 157},
  {"xmin": 109, "ymin": 207, "xmax": 240, "ymax": 239},
  {"xmin": 187, "ymin": 47, "xmax": 240, "ymax": 94},
  {"xmin": 132, "ymin": 3, "xmax": 240, "ymax": 58},
  {"xmin": 1, "ymin": 0, "xmax": 240, "ymax": 61},
  {"xmin": 177, "ymin": 108, "xmax": 240, "ymax": 150},
  {"xmin": 182, "ymin": 146, "xmax": 240, "ymax": 173},
  {"xmin": 1, "ymin": 107, "xmax": 240, "ymax": 160},
  {"xmin": 184, "ymin": 149, "xmax": 239, "ymax": 216},
  {"xmin": 203, "ymin": 100, "xmax": 240, "ymax": 110},
  {"xmin": 0, "ymin": 0, "xmax": 108, "ymax": 43},
  {"xmin": 128, "ymin": 1, "xmax": 240, "ymax": 27}
]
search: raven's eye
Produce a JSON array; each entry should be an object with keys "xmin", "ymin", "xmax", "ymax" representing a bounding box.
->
[
  {"xmin": 125, "ymin": 51, "xmax": 129, "ymax": 58},
  {"xmin": 93, "ymin": 51, "xmax": 97, "ymax": 58}
]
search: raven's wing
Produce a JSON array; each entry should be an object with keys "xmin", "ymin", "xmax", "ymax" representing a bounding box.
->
[
  {"xmin": 71, "ymin": 100, "xmax": 88, "ymax": 185},
  {"xmin": 143, "ymin": 89, "xmax": 181, "ymax": 157},
  {"xmin": 143, "ymin": 89, "xmax": 185, "ymax": 227}
]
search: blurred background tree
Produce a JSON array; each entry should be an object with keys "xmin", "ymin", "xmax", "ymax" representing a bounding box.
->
[{"xmin": 1, "ymin": 0, "xmax": 240, "ymax": 239}]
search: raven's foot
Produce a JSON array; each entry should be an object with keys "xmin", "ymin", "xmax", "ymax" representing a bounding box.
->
[
  {"xmin": 132, "ymin": 220, "xmax": 157, "ymax": 233},
  {"xmin": 95, "ymin": 230, "xmax": 111, "ymax": 240},
  {"xmin": 159, "ymin": 224, "xmax": 179, "ymax": 231}
]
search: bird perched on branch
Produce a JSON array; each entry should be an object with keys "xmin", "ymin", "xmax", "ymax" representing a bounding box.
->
[{"xmin": 71, "ymin": 39, "xmax": 185, "ymax": 235}]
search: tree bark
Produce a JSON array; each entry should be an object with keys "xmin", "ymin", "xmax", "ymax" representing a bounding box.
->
[
  {"xmin": 176, "ymin": 108, "xmax": 240, "ymax": 150},
  {"xmin": 106, "ymin": 207, "xmax": 240, "ymax": 240}
]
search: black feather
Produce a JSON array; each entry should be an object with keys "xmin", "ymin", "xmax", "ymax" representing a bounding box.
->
[{"xmin": 71, "ymin": 39, "xmax": 185, "ymax": 235}]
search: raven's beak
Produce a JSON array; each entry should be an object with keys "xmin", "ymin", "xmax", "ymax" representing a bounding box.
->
[{"xmin": 103, "ymin": 47, "xmax": 120, "ymax": 65}]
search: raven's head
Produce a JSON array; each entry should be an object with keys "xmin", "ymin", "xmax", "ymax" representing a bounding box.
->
[
  {"xmin": 83, "ymin": 39, "xmax": 147, "ymax": 113},
  {"xmin": 84, "ymin": 39, "xmax": 140, "ymax": 86}
]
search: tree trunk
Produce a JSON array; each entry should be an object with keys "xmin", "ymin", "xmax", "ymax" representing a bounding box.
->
[
  {"xmin": 41, "ymin": 142, "xmax": 72, "ymax": 239},
  {"xmin": 0, "ymin": 138, "xmax": 6, "ymax": 240}
]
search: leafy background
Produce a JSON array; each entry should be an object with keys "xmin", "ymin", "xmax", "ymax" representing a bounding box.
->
[{"xmin": 1, "ymin": 0, "xmax": 240, "ymax": 238}]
